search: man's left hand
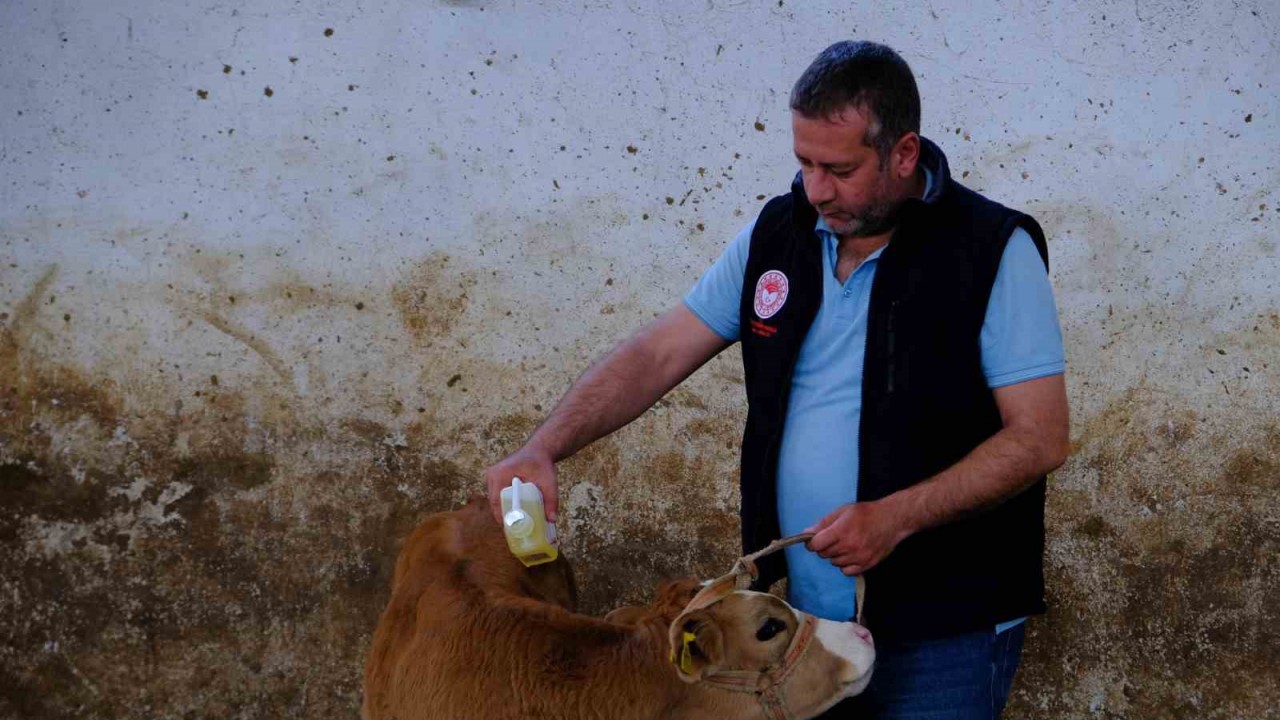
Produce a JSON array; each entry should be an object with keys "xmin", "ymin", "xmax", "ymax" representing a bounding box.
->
[{"xmin": 805, "ymin": 500, "xmax": 908, "ymax": 576}]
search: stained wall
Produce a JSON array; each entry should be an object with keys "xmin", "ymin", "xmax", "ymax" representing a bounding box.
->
[{"xmin": 1, "ymin": 1, "xmax": 1276, "ymax": 717}]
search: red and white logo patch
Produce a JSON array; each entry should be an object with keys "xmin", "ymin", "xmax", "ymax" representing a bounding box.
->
[{"xmin": 753, "ymin": 270, "xmax": 789, "ymax": 319}]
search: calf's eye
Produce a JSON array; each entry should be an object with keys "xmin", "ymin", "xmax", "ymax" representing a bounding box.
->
[{"xmin": 756, "ymin": 617, "xmax": 787, "ymax": 642}]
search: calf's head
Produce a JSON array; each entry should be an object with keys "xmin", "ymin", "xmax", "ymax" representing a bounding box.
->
[{"xmin": 667, "ymin": 590, "xmax": 874, "ymax": 718}]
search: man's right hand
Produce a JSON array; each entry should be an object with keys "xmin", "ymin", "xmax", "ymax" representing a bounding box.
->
[{"xmin": 485, "ymin": 445, "xmax": 559, "ymax": 525}]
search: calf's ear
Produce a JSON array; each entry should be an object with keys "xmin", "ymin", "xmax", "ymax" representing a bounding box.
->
[
  {"xmin": 653, "ymin": 577, "xmax": 703, "ymax": 614},
  {"xmin": 667, "ymin": 609, "xmax": 725, "ymax": 683}
]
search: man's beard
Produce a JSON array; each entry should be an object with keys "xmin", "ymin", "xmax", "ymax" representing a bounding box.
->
[{"xmin": 824, "ymin": 199, "xmax": 899, "ymax": 238}]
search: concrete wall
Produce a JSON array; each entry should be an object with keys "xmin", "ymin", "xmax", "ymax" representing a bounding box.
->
[{"xmin": 1, "ymin": 0, "xmax": 1276, "ymax": 717}]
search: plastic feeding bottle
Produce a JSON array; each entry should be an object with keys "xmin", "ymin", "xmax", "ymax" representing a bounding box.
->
[{"xmin": 500, "ymin": 477, "xmax": 558, "ymax": 567}]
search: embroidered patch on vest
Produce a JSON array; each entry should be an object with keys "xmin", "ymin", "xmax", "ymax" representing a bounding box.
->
[{"xmin": 753, "ymin": 270, "xmax": 789, "ymax": 319}]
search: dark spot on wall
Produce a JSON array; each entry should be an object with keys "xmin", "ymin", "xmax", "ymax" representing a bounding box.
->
[
  {"xmin": 0, "ymin": 653, "xmax": 97, "ymax": 717},
  {"xmin": 1074, "ymin": 514, "xmax": 1111, "ymax": 539},
  {"xmin": 1245, "ymin": 113, "xmax": 1252, "ymax": 123},
  {"xmin": 340, "ymin": 418, "xmax": 390, "ymax": 443},
  {"xmin": 196, "ymin": 89, "xmax": 208, "ymax": 99},
  {"xmin": 1221, "ymin": 437, "xmax": 1280, "ymax": 493},
  {"xmin": 0, "ymin": 461, "xmax": 128, "ymax": 544},
  {"xmin": 446, "ymin": 374, "xmax": 462, "ymax": 387},
  {"xmin": 222, "ymin": 64, "xmax": 231, "ymax": 74},
  {"xmin": 391, "ymin": 252, "xmax": 475, "ymax": 344},
  {"xmin": 263, "ymin": 86, "xmax": 274, "ymax": 97},
  {"xmin": 173, "ymin": 452, "xmax": 274, "ymax": 492},
  {"xmin": 355, "ymin": 301, "xmax": 365, "ymax": 310},
  {"xmin": 289, "ymin": 56, "xmax": 298, "ymax": 63},
  {"xmin": 324, "ymin": 28, "xmax": 334, "ymax": 37},
  {"xmin": 754, "ymin": 121, "xmax": 765, "ymax": 131}
]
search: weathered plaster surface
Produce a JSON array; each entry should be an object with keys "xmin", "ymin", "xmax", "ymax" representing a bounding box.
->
[{"xmin": 1, "ymin": 0, "xmax": 1276, "ymax": 717}]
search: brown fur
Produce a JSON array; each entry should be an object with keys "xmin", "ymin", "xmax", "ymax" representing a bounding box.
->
[{"xmin": 362, "ymin": 500, "xmax": 863, "ymax": 720}]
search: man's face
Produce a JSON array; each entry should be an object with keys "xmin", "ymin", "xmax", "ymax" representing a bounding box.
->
[{"xmin": 792, "ymin": 106, "xmax": 903, "ymax": 238}]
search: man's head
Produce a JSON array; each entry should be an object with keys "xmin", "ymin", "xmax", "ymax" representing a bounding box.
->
[{"xmin": 790, "ymin": 41, "xmax": 924, "ymax": 238}]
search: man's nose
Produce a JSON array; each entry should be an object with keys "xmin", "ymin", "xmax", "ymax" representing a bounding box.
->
[{"xmin": 805, "ymin": 169, "xmax": 834, "ymax": 205}]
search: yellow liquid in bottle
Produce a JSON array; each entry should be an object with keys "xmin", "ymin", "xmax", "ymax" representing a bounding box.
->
[{"xmin": 501, "ymin": 485, "xmax": 559, "ymax": 567}]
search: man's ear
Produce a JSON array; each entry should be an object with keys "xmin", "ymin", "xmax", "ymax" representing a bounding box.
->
[
  {"xmin": 667, "ymin": 609, "xmax": 724, "ymax": 683},
  {"xmin": 891, "ymin": 131, "xmax": 920, "ymax": 179}
]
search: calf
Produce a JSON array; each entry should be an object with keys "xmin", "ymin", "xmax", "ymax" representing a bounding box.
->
[{"xmin": 363, "ymin": 500, "xmax": 875, "ymax": 720}]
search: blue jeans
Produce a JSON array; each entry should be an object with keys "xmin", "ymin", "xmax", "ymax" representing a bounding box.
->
[{"xmin": 820, "ymin": 624, "xmax": 1026, "ymax": 719}]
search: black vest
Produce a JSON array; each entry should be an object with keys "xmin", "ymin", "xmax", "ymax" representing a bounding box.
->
[{"xmin": 738, "ymin": 138, "xmax": 1050, "ymax": 641}]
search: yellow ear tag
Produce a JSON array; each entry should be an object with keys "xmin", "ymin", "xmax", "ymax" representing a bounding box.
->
[{"xmin": 679, "ymin": 631, "xmax": 697, "ymax": 674}]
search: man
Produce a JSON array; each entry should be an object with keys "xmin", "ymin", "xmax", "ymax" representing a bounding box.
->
[{"xmin": 486, "ymin": 40, "xmax": 1069, "ymax": 718}]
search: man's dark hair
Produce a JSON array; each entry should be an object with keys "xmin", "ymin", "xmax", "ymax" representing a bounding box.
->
[{"xmin": 790, "ymin": 41, "xmax": 921, "ymax": 165}]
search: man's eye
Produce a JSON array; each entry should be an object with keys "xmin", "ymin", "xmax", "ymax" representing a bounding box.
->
[{"xmin": 756, "ymin": 617, "xmax": 788, "ymax": 642}]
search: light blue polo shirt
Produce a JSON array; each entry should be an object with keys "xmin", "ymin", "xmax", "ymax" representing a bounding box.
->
[{"xmin": 683, "ymin": 170, "xmax": 1064, "ymax": 631}]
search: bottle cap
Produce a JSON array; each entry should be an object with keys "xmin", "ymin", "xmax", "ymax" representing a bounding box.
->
[{"xmin": 503, "ymin": 477, "xmax": 533, "ymax": 536}]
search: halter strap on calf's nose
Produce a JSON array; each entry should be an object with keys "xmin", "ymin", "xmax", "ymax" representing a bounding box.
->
[{"xmin": 677, "ymin": 532, "xmax": 868, "ymax": 720}]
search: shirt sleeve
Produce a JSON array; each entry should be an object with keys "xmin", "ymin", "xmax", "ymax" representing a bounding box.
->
[
  {"xmin": 682, "ymin": 219, "xmax": 754, "ymax": 342},
  {"xmin": 980, "ymin": 227, "xmax": 1066, "ymax": 388}
]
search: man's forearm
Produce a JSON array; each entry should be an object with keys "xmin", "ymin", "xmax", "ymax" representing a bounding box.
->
[{"xmin": 884, "ymin": 422, "xmax": 1068, "ymax": 538}]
